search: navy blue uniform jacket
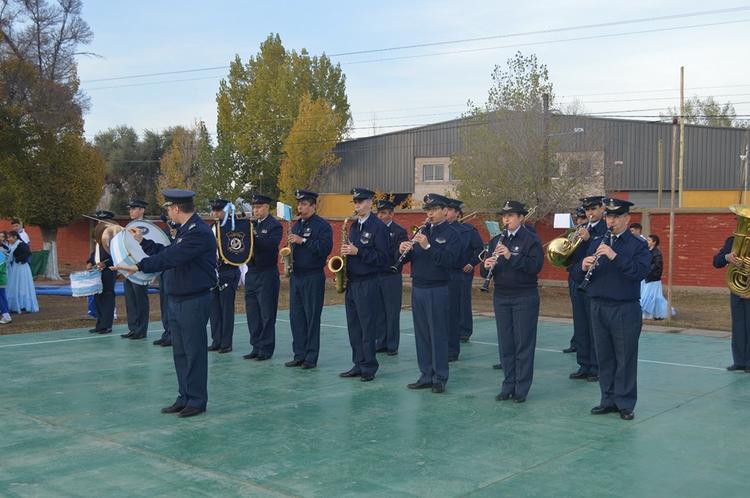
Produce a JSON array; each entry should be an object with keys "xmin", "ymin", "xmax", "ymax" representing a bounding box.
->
[
  {"xmin": 291, "ymin": 214, "xmax": 333, "ymax": 274},
  {"xmin": 138, "ymin": 213, "xmax": 217, "ymax": 297},
  {"xmin": 583, "ymin": 229, "xmax": 650, "ymax": 302},
  {"xmin": 385, "ymin": 221, "xmax": 409, "ymax": 273},
  {"xmin": 401, "ymin": 221, "xmax": 461, "ymax": 288},
  {"xmin": 480, "ymin": 225, "xmax": 543, "ymax": 296},
  {"xmin": 248, "ymin": 215, "xmax": 283, "ymax": 271},
  {"xmin": 346, "ymin": 214, "xmax": 389, "ymax": 281}
]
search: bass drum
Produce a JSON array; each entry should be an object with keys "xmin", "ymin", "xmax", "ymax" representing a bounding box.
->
[
  {"xmin": 110, "ymin": 229, "xmax": 159, "ymax": 286},
  {"xmin": 126, "ymin": 219, "xmax": 172, "ymax": 248}
]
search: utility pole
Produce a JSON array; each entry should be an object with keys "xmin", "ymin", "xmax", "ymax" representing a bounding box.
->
[
  {"xmin": 678, "ymin": 66, "xmax": 685, "ymax": 207},
  {"xmin": 743, "ymin": 128, "xmax": 750, "ymax": 204},
  {"xmin": 667, "ymin": 117, "xmax": 678, "ymax": 322},
  {"xmin": 657, "ymin": 138, "xmax": 664, "ymax": 208},
  {"xmin": 542, "ymin": 93, "xmax": 550, "ymax": 208}
]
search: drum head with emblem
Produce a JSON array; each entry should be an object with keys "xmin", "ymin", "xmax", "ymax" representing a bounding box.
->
[{"xmin": 126, "ymin": 219, "xmax": 171, "ymax": 247}]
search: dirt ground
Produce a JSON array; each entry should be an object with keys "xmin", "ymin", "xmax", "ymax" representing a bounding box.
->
[{"xmin": 0, "ymin": 278, "xmax": 730, "ymax": 336}]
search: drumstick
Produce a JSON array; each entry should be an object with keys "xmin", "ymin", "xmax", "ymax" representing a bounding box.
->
[{"xmin": 82, "ymin": 214, "xmax": 119, "ymax": 226}]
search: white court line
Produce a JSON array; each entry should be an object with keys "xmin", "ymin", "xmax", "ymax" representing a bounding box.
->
[{"xmin": 1, "ymin": 317, "xmax": 727, "ymax": 371}]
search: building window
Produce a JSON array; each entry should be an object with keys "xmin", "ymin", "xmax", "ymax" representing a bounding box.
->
[{"xmin": 423, "ymin": 164, "xmax": 445, "ymax": 182}]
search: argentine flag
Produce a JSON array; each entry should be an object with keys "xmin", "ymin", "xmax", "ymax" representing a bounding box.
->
[{"xmin": 277, "ymin": 202, "xmax": 293, "ymax": 221}]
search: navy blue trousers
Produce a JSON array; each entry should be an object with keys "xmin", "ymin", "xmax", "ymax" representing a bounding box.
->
[
  {"xmin": 412, "ymin": 285, "xmax": 450, "ymax": 386},
  {"xmin": 493, "ymin": 292, "xmax": 539, "ymax": 398},
  {"xmin": 590, "ymin": 299, "xmax": 641, "ymax": 411},
  {"xmin": 124, "ymin": 279, "xmax": 149, "ymax": 335},
  {"xmin": 158, "ymin": 273, "xmax": 171, "ymax": 343},
  {"xmin": 459, "ymin": 272, "xmax": 474, "ymax": 338},
  {"xmin": 345, "ymin": 278, "xmax": 382, "ymax": 376},
  {"xmin": 93, "ymin": 270, "xmax": 115, "ymax": 331},
  {"xmin": 729, "ymin": 294, "xmax": 750, "ymax": 367},
  {"xmin": 376, "ymin": 272, "xmax": 402, "ymax": 352},
  {"xmin": 569, "ymin": 276, "xmax": 597, "ymax": 375},
  {"xmin": 211, "ymin": 267, "xmax": 240, "ymax": 349},
  {"xmin": 245, "ymin": 268, "xmax": 280, "ymax": 356},
  {"xmin": 448, "ymin": 271, "xmax": 463, "ymax": 358},
  {"xmin": 168, "ymin": 292, "xmax": 211, "ymax": 410},
  {"xmin": 289, "ymin": 271, "xmax": 325, "ymax": 365}
]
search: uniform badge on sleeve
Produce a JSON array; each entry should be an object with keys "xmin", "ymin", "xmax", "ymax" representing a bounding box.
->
[{"xmin": 435, "ymin": 237, "xmax": 447, "ymax": 244}]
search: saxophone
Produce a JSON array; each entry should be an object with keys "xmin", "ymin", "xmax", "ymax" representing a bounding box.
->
[
  {"xmin": 279, "ymin": 218, "xmax": 294, "ymax": 278},
  {"xmin": 327, "ymin": 211, "xmax": 355, "ymax": 294}
]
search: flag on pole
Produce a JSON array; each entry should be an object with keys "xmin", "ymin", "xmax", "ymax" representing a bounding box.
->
[{"xmin": 277, "ymin": 202, "xmax": 293, "ymax": 221}]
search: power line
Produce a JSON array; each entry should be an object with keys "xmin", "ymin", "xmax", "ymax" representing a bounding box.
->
[{"xmin": 81, "ymin": 7, "xmax": 750, "ymax": 84}]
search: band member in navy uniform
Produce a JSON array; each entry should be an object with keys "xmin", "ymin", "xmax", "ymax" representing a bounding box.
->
[
  {"xmin": 444, "ymin": 198, "xmax": 470, "ymax": 361},
  {"xmin": 583, "ymin": 198, "xmax": 650, "ymax": 421},
  {"xmin": 244, "ymin": 193, "xmax": 282, "ymax": 361},
  {"xmin": 121, "ymin": 198, "xmax": 150, "ymax": 340},
  {"xmin": 153, "ymin": 215, "xmax": 179, "ymax": 347},
  {"xmin": 208, "ymin": 199, "xmax": 241, "ymax": 354},
  {"xmin": 399, "ymin": 193, "xmax": 461, "ymax": 393},
  {"xmin": 113, "ymin": 189, "xmax": 217, "ymax": 418},
  {"xmin": 563, "ymin": 207, "xmax": 588, "ymax": 354},
  {"xmin": 87, "ymin": 210, "xmax": 116, "ymax": 335},
  {"xmin": 449, "ymin": 199, "xmax": 484, "ymax": 344},
  {"xmin": 339, "ymin": 188, "xmax": 389, "ymax": 382},
  {"xmin": 482, "ymin": 201, "xmax": 543, "ymax": 403},
  {"xmin": 375, "ymin": 199, "xmax": 408, "ymax": 355},
  {"xmin": 713, "ymin": 231, "xmax": 750, "ymax": 372},
  {"xmin": 568, "ymin": 196, "xmax": 607, "ymax": 381},
  {"xmin": 285, "ymin": 190, "xmax": 333, "ymax": 369}
]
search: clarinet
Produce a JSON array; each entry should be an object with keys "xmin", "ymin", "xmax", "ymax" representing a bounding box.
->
[
  {"xmin": 390, "ymin": 218, "xmax": 429, "ymax": 273},
  {"xmin": 480, "ymin": 226, "xmax": 508, "ymax": 292},
  {"xmin": 578, "ymin": 229, "xmax": 613, "ymax": 291}
]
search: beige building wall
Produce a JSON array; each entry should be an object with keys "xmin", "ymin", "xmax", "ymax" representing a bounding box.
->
[{"xmin": 413, "ymin": 157, "xmax": 459, "ymax": 201}]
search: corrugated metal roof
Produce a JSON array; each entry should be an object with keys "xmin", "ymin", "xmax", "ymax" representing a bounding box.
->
[{"xmin": 320, "ymin": 114, "xmax": 748, "ymax": 193}]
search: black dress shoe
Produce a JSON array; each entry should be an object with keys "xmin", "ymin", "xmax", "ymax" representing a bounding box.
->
[
  {"xmin": 161, "ymin": 403, "xmax": 186, "ymax": 414},
  {"xmin": 88, "ymin": 328, "xmax": 98, "ymax": 333},
  {"xmin": 492, "ymin": 363, "xmax": 503, "ymax": 370},
  {"xmin": 375, "ymin": 347, "xmax": 388, "ymax": 353},
  {"xmin": 208, "ymin": 345, "xmax": 221, "ymax": 352},
  {"xmin": 726, "ymin": 364, "xmax": 746, "ymax": 371},
  {"xmin": 97, "ymin": 329, "xmax": 112, "ymax": 334},
  {"xmin": 590, "ymin": 405, "xmax": 618, "ymax": 415},
  {"xmin": 495, "ymin": 392, "xmax": 512, "ymax": 401},
  {"xmin": 619, "ymin": 409, "xmax": 635, "ymax": 421},
  {"xmin": 745, "ymin": 368, "xmax": 750, "ymax": 374},
  {"xmin": 153, "ymin": 339, "xmax": 164, "ymax": 346},
  {"xmin": 340, "ymin": 369, "xmax": 361, "ymax": 378},
  {"xmin": 407, "ymin": 381, "xmax": 432, "ymax": 390},
  {"xmin": 459, "ymin": 336, "xmax": 470, "ymax": 343},
  {"xmin": 448, "ymin": 355, "xmax": 459, "ymax": 362},
  {"xmin": 120, "ymin": 332, "xmax": 134, "ymax": 338},
  {"xmin": 300, "ymin": 362, "xmax": 316, "ymax": 369},
  {"xmin": 255, "ymin": 354, "xmax": 271, "ymax": 361},
  {"xmin": 177, "ymin": 406, "xmax": 205, "ymax": 418},
  {"xmin": 285, "ymin": 360, "xmax": 303, "ymax": 367},
  {"xmin": 562, "ymin": 346, "xmax": 577, "ymax": 353},
  {"xmin": 129, "ymin": 334, "xmax": 146, "ymax": 340},
  {"xmin": 243, "ymin": 351, "xmax": 258, "ymax": 359},
  {"xmin": 431, "ymin": 384, "xmax": 445, "ymax": 394},
  {"xmin": 586, "ymin": 374, "xmax": 599, "ymax": 382},
  {"xmin": 386, "ymin": 350, "xmax": 398, "ymax": 356},
  {"xmin": 569, "ymin": 371, "xmax": 588, "ymax": 380},
  {"xmin": 160, "ymin": 341, "xmax": 172, "ymax": 347},
  {"xmin": 218, "ymin": 347, "xmax": 232, "ymax": 353},
  {"xmin": 513, "ymin": 395, "xmax": 526, "ymax": 403},
  {"xmin": 360, "ymin": 374, "xmax": 375, "ymax": 382}
]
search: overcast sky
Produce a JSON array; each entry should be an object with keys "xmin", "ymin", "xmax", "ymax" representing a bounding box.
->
[{"xmin": 76, "ymin": 0, "xmax": 750, "ymax": 141}]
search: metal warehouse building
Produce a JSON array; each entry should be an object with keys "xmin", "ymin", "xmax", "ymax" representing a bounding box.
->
[{"xmin": 320, "ymin": 114, "xmax": 749, "ymax": 211}]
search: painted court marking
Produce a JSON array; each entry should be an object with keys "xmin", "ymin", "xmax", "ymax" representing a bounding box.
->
[{"xmin": 1, "ymin": 317, "xmax": 726, "ymax": 371}]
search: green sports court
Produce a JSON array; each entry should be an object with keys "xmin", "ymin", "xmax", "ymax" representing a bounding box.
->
[{"xmin": 1, "ymin": 306, "xmax": 747, "ymax": 497}]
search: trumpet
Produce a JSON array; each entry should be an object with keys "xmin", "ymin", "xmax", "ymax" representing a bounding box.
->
[
  {"xmin": 391, "ymin": 218, "xmax": 429, "ymax": 273},
  {"xmin": 578, "ymin": 229, "xmax": 613, "ymax": 291},
  {"xmin": 480, "ymin": 225, "xmax": 508, "ymax": 292},
  {"xmin": 327, "ymin": 211, "xmax": 355, "ymax": 293},
  {"xmin": 458, "ymin": 211, "xmax": 479, "ymax": 223}
]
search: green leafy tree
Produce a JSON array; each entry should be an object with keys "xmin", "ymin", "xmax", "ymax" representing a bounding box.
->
[
  {"xmin": 451, "ymin": 52, "xmax": 590, "ymax": 219},
  {"xmin": 664, "ymin": 96, "xmax": 738, "ymax": 127},
  {"xmin": 216, "ymin": 33, "xmax": 350, "ymax": 199},
  {"xmin": 277, "ymin": 94, "xmax": 341, "ymax": 205},
  {"xmin": 157, "ymin": 122, "xmax": 213, "ymax": 209},
  {"xmin": 0, "ymin": 1, "xmax": 100, "ymax": 278}
]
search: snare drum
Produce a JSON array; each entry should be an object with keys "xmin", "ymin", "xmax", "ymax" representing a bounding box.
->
[
  {"xmin": 110, "ymin": 229, "xmax": 160, "ymax": 286},
  {"xmin": 70, "ymin": 269, "xmax": 103, "ymax": 297}
]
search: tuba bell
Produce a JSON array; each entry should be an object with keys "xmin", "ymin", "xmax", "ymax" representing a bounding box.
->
[{"xmin": 726, "ymin": 205, "xmax": 750, "ymax": 298}]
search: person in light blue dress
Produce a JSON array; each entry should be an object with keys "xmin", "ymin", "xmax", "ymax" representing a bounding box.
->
[
  {"xmin": 640, "ymin": 235, "xmax": 675, "ymax": 320},
  {"xmin": 6, "ymin": 230, "xmax": 39, "ymax": 313}
]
